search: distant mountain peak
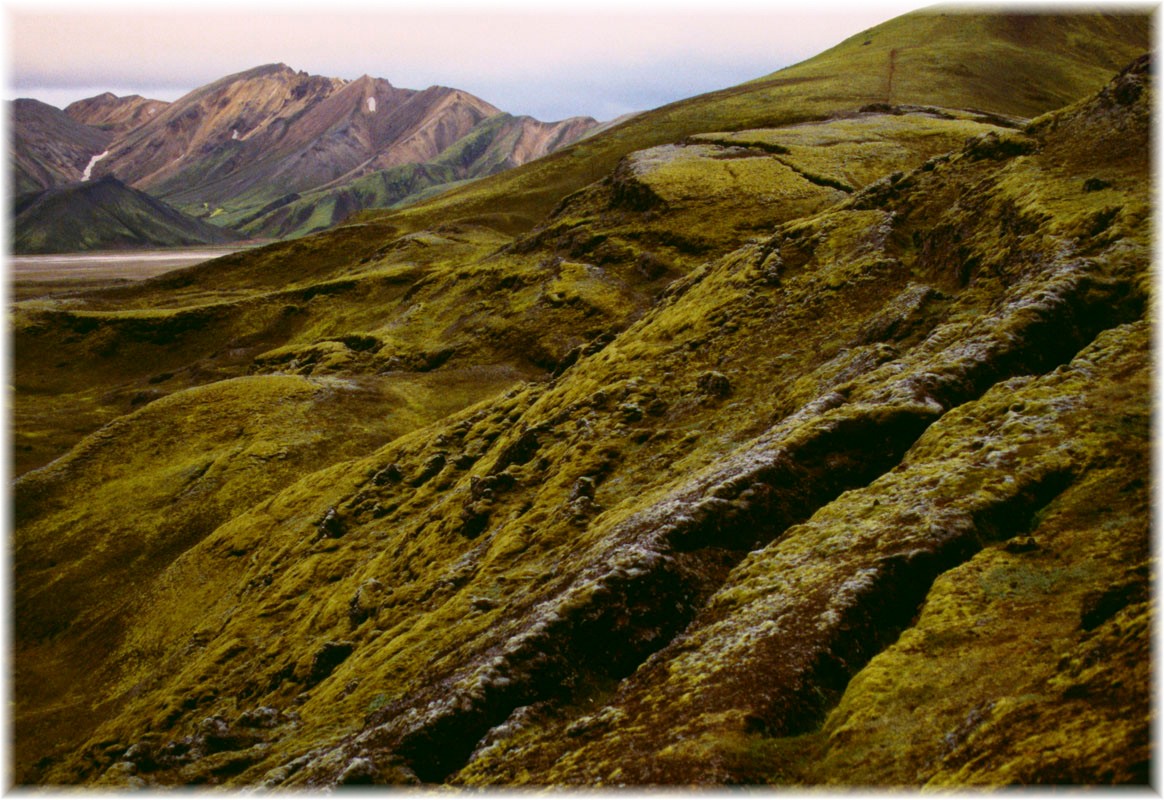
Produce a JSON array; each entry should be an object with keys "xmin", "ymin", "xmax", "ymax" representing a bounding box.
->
[
  {"xmin": 243, "ymin": 62, "xmax": 295, "ymax": 77},
  {"xmin": 64, "ymin": 92, "xmax": 170, "ymax": 138},
  {"xmin": 12, "ymin": 60, "xmax": 599, "ymax": 245}
]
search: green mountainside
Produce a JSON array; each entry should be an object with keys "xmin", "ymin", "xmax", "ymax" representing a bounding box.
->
[
  {"xmin": 13, "ymin": 176, "xmax": 245, "ymax": 254},
  {"xmin": 10, "ymin": 8, "xmax": 1153, "ymax": 789}
]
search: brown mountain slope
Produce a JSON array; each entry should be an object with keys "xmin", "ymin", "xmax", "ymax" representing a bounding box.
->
[
  {"xmin": 11, "ymin": 71, "xmax": 599, "ymax": 247},
  {"xmin": 91, "ymin": 64, "xmax": 347, "ymax": 191},
  {"xmin": 64, "ymin": 92, "xmax": 170, "ymax": 136},
  {"xmin": 235, "ymin": 112, "xmax": 608, "ymax": 239},
  {"xmin": 65, "ymin": 63, "xmax": 597, "ymax": 239},
  {"xmin": 10, "ymin": 98, "xmax": 113, "ymax": 195},
  {"xmin": 489, "ymin": 114, "xmax": 601, "ymax": 169},
  {"xmin": 91, "ymin": 64, "xmax": 504, "ymax": 211}
]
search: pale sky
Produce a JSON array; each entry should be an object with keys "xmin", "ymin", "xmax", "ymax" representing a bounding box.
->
[{"xmin": 3, "ymin": 0, "xmax": 931, "ymax": 122}]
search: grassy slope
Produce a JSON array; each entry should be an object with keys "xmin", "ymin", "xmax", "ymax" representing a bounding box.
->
[{"xmin": 10, "ymin": 8, "xmax": 1152, "ymax": 789}]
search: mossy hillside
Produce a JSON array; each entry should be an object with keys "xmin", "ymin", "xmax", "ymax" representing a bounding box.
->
[
  {"xmin": 345, "ymin": 11, "xmax": 1147, "ymax": 240},
  {"xmin": 518, "ymin": 320, "xmax": 1150, "ymax": 786},
  {"xmin": 810, "ymin": 371, "xmax": 1150, "ymax": 786},
  {"xmin": 14, "ymin": 8, "xmax": 1143, "ymax": 450},
  {"xmin": 690, "ymin": 110, "xmax": 1011, "ymax": 194},
  {"xmin": 9, "ymin": 229, "xmax": 636, "ymax": 475},
  {"xmin": 13, "ymin": 298, "xmax": 291, "ymax": 474},
  {"xmin": 11, "ymin": 111, "xmax": 989, "ymax": 476},
  {"xmin": 11, "ymin": 226, "xmax": 510, "ymax": 473},
  {"xmin": 33, "ymin": 384, "xmax": 552, "ymax": 783},
  {"xmin": 517, "ymin": 111, "xmax": 1007, "ymax": 278},
  {"xmin": 764, "ymin": 322, "xmax": 1150, "ymax": 787},
  {"xmin": 449, "ymin": 103, "xmax": 1153, "ymax": 781},
  {"xmin": 12, "ymin": 365, "xmax": 528, "ymax": 783},
  {"xmin": 355, "ymin": 59, "xmax": 1147, "ymax": 785},
  {"xmin": 26, "ymin": 57, "xmax": 1152, "ymax": 788}
]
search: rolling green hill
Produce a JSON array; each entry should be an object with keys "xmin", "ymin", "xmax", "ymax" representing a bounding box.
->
[{"xmin": 10, "ymin": 8, "xmax": 1153, "ymax": 789}]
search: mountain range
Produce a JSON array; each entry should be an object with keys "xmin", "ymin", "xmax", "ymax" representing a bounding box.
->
[
  {"xmin": 11, "ymin": 63, "xmax": 598, "ymax": 250},
  {"xmin": 11, "ymin": 7, "xmax": 1153, "ymax": 790}
]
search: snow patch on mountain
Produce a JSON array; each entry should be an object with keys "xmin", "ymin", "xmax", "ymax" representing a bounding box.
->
[{"xmin": 81, "ymin": 150, "xmax": 109, "ymax": 182}]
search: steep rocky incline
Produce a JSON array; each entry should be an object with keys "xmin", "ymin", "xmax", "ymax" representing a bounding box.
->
[
  {"xmin": 85, "ymin": 63, "xmax": 596, "ymax": 231},
  {"xmin": 15, "ymin": 53, "xmax": 1150, "ymax": 788},
  {"xmin": 11, "ymin": 98, "xmax": 114, "ymax": 195},
  {"xmin": 487, "ymin": 115, "xmax": 602, "ymax": 168}
]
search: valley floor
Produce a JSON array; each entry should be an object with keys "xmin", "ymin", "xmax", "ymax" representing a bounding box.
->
[
  {"xmin": 12, "ymin": 245, "xmax": 258, "ymax": 282},
  {"xmin": 10, "ymin": 245, "xmax": 264, "ymax": 303}
]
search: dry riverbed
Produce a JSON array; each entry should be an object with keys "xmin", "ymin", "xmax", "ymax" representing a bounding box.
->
[{"xmin": 9, "ymin": 245, "xmax": 260, "ymax": 300}]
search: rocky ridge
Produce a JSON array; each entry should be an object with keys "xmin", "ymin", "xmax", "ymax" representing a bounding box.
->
[
  {"xmin": 64, "ymin": 92, "xmax": 170, "ymax": 136},
  {"xmin": 11, "ymin": 63, "xmax": 600, "ymax": 248},
  {"xmin": 83, "ymin": 63, "xmax": 598, "ymax": 238}
]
